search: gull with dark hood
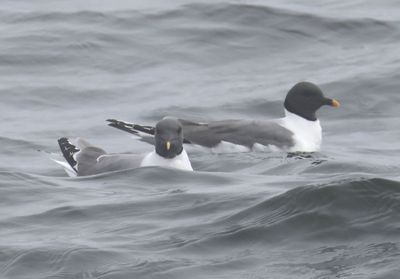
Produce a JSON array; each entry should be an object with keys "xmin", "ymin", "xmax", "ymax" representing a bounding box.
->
[
  {"xmin": 53, "ymin": 117, "xmax": 193, "ymax": 177},
  {"xmin": 107, "ymin": 82, "xmax": 340, "ymax": 153}
]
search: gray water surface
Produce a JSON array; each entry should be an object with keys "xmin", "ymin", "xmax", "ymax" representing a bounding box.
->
[{"xmin": 1, "ymin": 1, "xmax": 400, "ymax": 278}]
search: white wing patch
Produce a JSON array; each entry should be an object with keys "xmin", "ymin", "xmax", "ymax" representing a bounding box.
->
[
  {"xmin": 51, "ymin": 159, "xmax": 78, "ymax": 177},
  {"xmin": 211, "ymin": 141, "xmax": 251, "ymax": 153}
]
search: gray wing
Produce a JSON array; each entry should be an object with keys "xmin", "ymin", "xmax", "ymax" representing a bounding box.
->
[
  {"xmin": 75, "ymin": 145, "xmax": 145, "ymax": 176},
  {"xmin": 180, "ymin": 119, "xmax": 294, "ymax": 149},
  {"xmin": 106, "ymin": 118, "xmax": 294, "ymax": 149}
]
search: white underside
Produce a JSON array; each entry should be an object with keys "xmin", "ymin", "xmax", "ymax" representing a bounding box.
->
[
  {"xmin": 140, "ymin": 149, "xmax": 193, "ymax": 171},
  {"xmin": 277, "ymin": 110, "xmax": 322, "ymax": 152}
]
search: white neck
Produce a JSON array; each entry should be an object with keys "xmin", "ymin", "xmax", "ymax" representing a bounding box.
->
[
  {"xmin": 279, "ymin": 109, "xmax": 322, "ymax": 152},
  {"xmin": 140, "ymin": 149, "xmax": 193, "ymax": 171}
]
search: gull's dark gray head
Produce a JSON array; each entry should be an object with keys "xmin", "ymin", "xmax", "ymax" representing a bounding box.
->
[
  {"xmin": 284, "ymin": 82, "xmax": 340, "ymax": 121},
  {"xmin": 155, "ymin": 118, "xmax": 184, "ymax": 159}
]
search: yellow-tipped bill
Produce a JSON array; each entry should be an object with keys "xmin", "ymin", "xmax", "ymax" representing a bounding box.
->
[
  {"xmin": 166, "ymin": 141, "xmax": 171, "ymax": 150},
  {"xmin": 331, "ymin": 99, "xmax": 340, "ymax": 108}
]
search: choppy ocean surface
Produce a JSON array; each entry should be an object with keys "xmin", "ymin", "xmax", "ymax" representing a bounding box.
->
[{"xmin": 1, "ymin": 0, "xmax": 400, "ymax": 278}]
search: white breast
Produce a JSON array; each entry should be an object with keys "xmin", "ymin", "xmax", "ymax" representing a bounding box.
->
[
  {"xmin": 140, "ymin": 149, "xmax": 193, "ymax": 171},
  {"xmin": 278, "ymin": 110, "xmax": 322, "ymax": 152}
]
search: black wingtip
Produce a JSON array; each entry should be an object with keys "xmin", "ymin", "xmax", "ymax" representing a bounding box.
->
[
  {"xmin": 57, "ymin": 137, "xmax": 79, "ymax": 173},
  {"xmin": 106, "ymin": 119, "xmax": 156, "ymax": 136},
  {"xmin": 106, "ymin": 118, "xmax": 192, "ymax": 143}
]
